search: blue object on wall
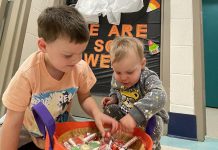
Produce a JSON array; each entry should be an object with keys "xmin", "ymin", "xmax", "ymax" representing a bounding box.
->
[{"xmin": 168, "ymin": 112, "xmax": 197, "ymax": 140}]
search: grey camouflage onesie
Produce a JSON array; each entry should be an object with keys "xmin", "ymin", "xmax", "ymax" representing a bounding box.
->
[{"xmin": 104, "ymin": 67, "xmax": 169, "ymax": 150}]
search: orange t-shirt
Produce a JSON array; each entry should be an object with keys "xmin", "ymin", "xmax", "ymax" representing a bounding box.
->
[{"xmin": 2, "ymin": 51, "xmax": 96, "ymax": 147}]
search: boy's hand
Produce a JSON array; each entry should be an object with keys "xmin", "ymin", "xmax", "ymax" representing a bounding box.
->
[
  {"xmin": 77, "ymin": 92, "xmax": 118, "ymax": 137},
  {"xmin": 101, "ymin": 97, "xmax": 117, "ymax": 108},
  {"xmin": 119, "ymin": 114, "xmax": 137, "ymax": 133},
  {"xmin": 94, "ymin": 112, "xmax": 119, "ymax": 137}
]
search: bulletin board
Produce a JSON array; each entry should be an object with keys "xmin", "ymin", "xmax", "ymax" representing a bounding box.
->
[{"xmin": 67, "ymin": 0, "xmax": 162, "ymax": 95}]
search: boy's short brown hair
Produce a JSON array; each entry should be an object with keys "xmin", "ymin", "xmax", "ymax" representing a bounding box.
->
[
  {"xmin": 37, "ymin": 5, "xmax": 89, "ymax": 43},
  {"xmin": 110, "ymin": 36, "xmax": 145, "ymax": 63}
]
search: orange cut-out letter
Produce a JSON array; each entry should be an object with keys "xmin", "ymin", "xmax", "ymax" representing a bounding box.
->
[
  {"xmin": 136, "ymin": 24, "xmax": 147, "ymax": 39},
  {"xmin": 108, "ymin": 25, "xmax": 120, "ymax": 37},
  {"xmin": 100, "ymin": 54, "xmax": 111, "ymax": 68},
  {"xmin": 89, "ymin": 24, "xmax": 99, "ymax": 36},
  {"xmin": 105, "ymin": 40, "xmax": 113, "ymax": 52},
  {"xmin": 84, "ymin": 53, "xmax": 99, "ymax": 67},
  {"xmin": 121, "ymin": 24, "xmax": 133, "ymax": 37},
  {"xmin": 94, "ymin": 39, "xmax": 104, "ymax": 52}
]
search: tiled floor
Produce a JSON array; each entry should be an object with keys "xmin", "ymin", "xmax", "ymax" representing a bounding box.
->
[
  {"xmin": 158, "ymin": 107, "xmax": 218, "ymax": 149},
  {"xmin": 161, "ymin": 136, "xmax": 218, "ymax": 150},
  {"xmin": 162, "ymin": 145, "xmax": 189, "ymax": 150},
  {"xmin": 206, "ymin": 107, "xmax": 218, "ymax": 138}
]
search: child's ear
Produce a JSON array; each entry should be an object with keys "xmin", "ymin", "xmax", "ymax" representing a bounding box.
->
[
  {"xmin": 141, "ymin": 57, "xmax": 146, "ymax": 68},
  {"xmin": 38, "ymin": 38, "xmax": 47, "ymax": 53},
  {"xmin": 110, "ymin": 63, "xmax": 113, "ymax": 69}
]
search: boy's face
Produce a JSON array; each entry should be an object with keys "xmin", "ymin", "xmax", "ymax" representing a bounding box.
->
[
  {"xmin": 112, "ymin": 50, "xmax": 146, "ymax": 88},
  {"xmin": 38, "ymin": 36, "xmax": 88, "ymax": 73}
]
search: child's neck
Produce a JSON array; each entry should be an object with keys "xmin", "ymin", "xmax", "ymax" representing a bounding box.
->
[{"xmin": 44, "ymin": 56, "xmax": 64, "ymax": 81}]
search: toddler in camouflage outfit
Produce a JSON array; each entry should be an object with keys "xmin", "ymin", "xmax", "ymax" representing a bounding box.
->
[{"xmin": 102, "ymin": 36, "xmax": 169, "ymax": 150}]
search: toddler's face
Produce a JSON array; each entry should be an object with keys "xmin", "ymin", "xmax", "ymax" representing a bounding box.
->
[
  {"xmin": 40, "ymin": 36, "xmax": 88, "ymax": 73},
  {"xmin": 112, "ymin": 51, "xmax": 145, "ymax": 88}
]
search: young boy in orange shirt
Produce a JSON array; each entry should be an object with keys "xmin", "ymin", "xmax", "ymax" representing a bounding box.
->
[{"xmin": 0, "ymin": 5, "xmax": 118, "ymax": 150}]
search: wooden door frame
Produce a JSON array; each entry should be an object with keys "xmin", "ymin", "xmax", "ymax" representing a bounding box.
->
[
  {"xmin": 0, "ymin": 0, "xmax": 7, "ymax": 59},
  {"xmin": 193, "ymin": 0, "xmax": 206, "ymax": 141},
  {"xmin": 0, "ymin": 0, "xmax": 32, "ymax": 116},
  {"xmin": 160, "ymin": 0, "xmax": 170, "ymax": 135}
]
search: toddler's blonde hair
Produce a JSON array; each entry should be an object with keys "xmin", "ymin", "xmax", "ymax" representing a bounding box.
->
[{"xmin": 110, "ymin": 36, "xmax": 145, "ymax": 64}]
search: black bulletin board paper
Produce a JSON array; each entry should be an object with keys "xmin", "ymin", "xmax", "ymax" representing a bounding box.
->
[{"xmin": 82, "ymin": 0, "xmax": 161, "ymax": 95}]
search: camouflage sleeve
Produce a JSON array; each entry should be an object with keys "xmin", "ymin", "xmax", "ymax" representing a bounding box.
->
[
  {"xmin": 129, "ymin": 70, "xmax": 167, "ymax": 126},
  {"xmin": 109, "ymin": 74, "xmax": 118, "ymax": 97}
]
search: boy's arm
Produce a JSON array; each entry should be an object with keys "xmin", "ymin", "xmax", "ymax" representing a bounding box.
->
[
  {"xmin": 77, "ymin": 91, "xmax": 118, "ymax": 136},
  {"xmin": 0, "ymin": 109, "xmax": 24, "ymax": 150},
  {"xmin": 129, "ymin": 70, "xmax": 167, "ymax": 126},
  {"xmin": 77, "ymin": 91, "xmax": 101, "ymax": 119},
  {"xmin": 76, "ymin": 62, "xmax": 118, "ymax": 135}
]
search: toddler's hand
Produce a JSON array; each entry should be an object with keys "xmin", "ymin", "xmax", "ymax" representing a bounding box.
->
[
  {"xmin": 101, "ymin": 97, "xmax": 116, "ymax": 108},
  {"xmin": 119, "ymin": 114, "xmax": 137, "ymax": 133}
]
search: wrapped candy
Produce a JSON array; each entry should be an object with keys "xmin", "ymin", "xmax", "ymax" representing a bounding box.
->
[
  {"xmin": 63, "ymin": 141, "xmax": 71, "ymax": 150},
  {"xmin": 62, "ymin": 131, "xmax": 140, "ymax": 150}
]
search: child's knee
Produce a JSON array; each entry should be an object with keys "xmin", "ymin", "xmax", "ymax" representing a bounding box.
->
[
  {"xmin": 103, "ymin": 104, "xmax": 124, "ymax": 120},
  {"xmin": 146, "ymin": 116, "xmax": 163, "ymax": 140}
]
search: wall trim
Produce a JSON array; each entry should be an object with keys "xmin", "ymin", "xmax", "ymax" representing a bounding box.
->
[
  {"xmin": 0, "ymin": 0, "xmax": 7, "ymax": 59},
  {"xmin": 161, "ymin": 0, "xmax": 170, "ymax": 135},
  {"xmin": 0, "ymin": 0, "xmax": 32, "ymax": 116},
  {"xmin": 192, "ymin": 0, "xmax": 206, "ymax": 141}
]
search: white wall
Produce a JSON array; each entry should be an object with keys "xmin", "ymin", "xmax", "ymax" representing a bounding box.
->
[
  {"xmin": 20, "ymin": 0, "xmax": 56, "ymax": 65},
  {"xmin": 170, "ymin": 0, "xmax": 194, "ymax": 114}
]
